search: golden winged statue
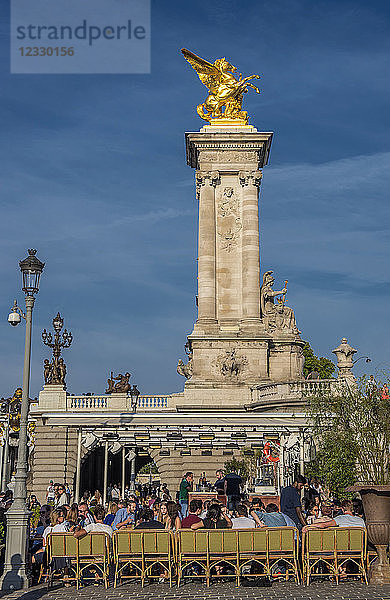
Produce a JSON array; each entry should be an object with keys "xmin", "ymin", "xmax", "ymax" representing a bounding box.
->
[{"xmin": 181, "ymin": 48, "xmax": 260, "ymax": 124}]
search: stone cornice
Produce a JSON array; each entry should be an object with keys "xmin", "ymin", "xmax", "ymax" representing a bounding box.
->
[{"xmin": 186, "ymin": 131, "xmax": 273, "ymax": 169}]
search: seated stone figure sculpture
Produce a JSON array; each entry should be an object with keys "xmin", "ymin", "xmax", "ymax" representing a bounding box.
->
[{"xmin": 260, "ymin": 271, "xmax": 300, "ymax": 335}]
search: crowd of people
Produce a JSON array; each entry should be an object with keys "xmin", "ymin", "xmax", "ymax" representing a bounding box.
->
[{"xmin": 0, "ymin": 468, "xmax": 367, "ymax": 586}]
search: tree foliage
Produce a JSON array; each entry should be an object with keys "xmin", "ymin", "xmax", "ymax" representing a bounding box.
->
[
  {"xmin": 138, "ymin": 460, "xmax": 158, "ymax": 475},
  {"xmin": 308, "ymin": 375, "xmax": 390, "ymax": 487},
  {"xmin": 223, "ymin": 457, "xmax": 250, "ymax": 481},
  {"xmin": 305, "ymin": 432, "xmax": 357, "ymax": 499},
  {"xmin": 302, "ymin": 342, "xmax": 335, "ymax": 379},
  {"xmin": 224, "ymin": 449, "xmax": 261, "ymax": 482}
]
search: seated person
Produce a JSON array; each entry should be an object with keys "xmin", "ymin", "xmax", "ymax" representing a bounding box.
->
[
  {"xmin": 32, "ymin": 508, "xmax": 67, "ymax": 565},
  {"xmin": 306, "ymin": 501, "xmax": 321, "ymax": 525},
  {"xmin": 35, "ymin": 505, "xmax": 52, "ymax": 537},
  {"xmin": 303, "ymin": 499, "xmax": 365, "ymax": 531},
  {"xmin": 165, "ymin": 501, "xmax": 181, "ymax": 531},
  {"xmin": 249, "ymin": 497, "xmax": 265, "ymax": 521},
  {"xmin": 200, "ymin": 499, "xmax": 211, "ymax": 519},
  {"xmin": 111, "ymin": 501, "xmax": 132, "ymax": 530},
  {"xmin": 153, "ymin": 500, "xmax": 161, "ymax": 520},
  {"xmin": 78, "ymin": 502, "xmax": 95, "ymax": 527},
  {"xmin": 231, "ymin": 504, "xmax": 259, "ymax": 529},
  {"xmin": 104, "ymin": 502, "xmax": 118, "ymax": 526},
  {"xmin": 134, "ymin": 508, "xmax": 165, "ymax": 529},
  {"xmin": 74, "ymin": 506, "xmax": 113, "ymax": 538},
  {"xmin": 258, "ymin": 503, "xmax": 288, "ymax": 527},
  {"xmin": 181, "ymin": 499, "xmax": 202, "ymax": 528},
  {"xmin": 65, "ymin": 504, "xmax": 79, "ymax": 532},
  {"xmin": 191, "ymin": 503, "xmax": 232, "ymax": 530},
  {"xmin": 115, "ymin": 500, "xmax": 138, "ymax": 530}
]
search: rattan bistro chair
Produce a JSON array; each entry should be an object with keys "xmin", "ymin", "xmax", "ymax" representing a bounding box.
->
[
  {"xmin": 113, "ymin": 530, "xmax": 143, "ymax": 587},
  {"xmin": 207, "ymin": 529, "xmax": 239, "ymax": 586},
  {"xmin": 268, "ymin": 526, "xmax": 300, "ymax": 583},
  {"xmin": 113, "ymin": 529, "xmax": 173, "ymax": 587},
  {"xmin": 303, "ymin": 527, "xmax": 367, "ymax": 585},
  {"xmin": 177, "ymin": 529, "xmax": 208, "ymax": 586},
  {"xmin": 78, "ymin": 533, "xmax": 111, "ymax": 589},
  {"xmin": 142, "ymin": 530, "xmax": 174, "ymax": 586},
  {"xmin": 46, "ymin": 533, "xmax": 78, "ymax": 588},
  {"xmin": 236, "ymin": 528, "xmax": 268, "ymax": 585},
  {"xmin": 334, "ymin": 527, "xmax": 368, "ymax": 584}
]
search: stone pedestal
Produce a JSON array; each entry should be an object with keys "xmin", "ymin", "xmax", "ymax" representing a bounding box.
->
[
  {"xmin": 182, "ymin": 125, "xmax": 303, "ymax": 404},
  {"xmin": 34, "ymin": 384, "xmax": 67, "ymax": 411},
  {"xmin": 0, "ymin": 507, "xmax": 30, "ymax": 590}
]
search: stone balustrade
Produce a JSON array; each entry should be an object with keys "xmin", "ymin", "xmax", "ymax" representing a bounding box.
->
[
  {"xmin": 69, "ymin": 395, "xmax": 109, "ymax": 409},
  {"xmin": 137, "ymin": 395, "xmax": 169, "ymax": 409},
  {"xmin": 251, "ymin": 379, "xmax": 339, "ymax": 406},
  {"xmin": 32, "ymin": 386, "xmax": 173, "ymax": 413},
  {"xmin": 68, "ymin": 394, "xmax": 171, "ymax": 411},
  {"xmin": 33, "ymin": 380, "xmax": 342, "ymax": 414}
]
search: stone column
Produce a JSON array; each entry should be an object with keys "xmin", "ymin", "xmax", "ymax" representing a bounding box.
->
[
  {"xmin": 30, "ymin": 425, "xmax": 78, "ymax": 503},
  {"xmin": 239, "ymin": 171, "xmax": 262, "ymax": 324},
  {"xmin": 1, "ymin": 426, "xmax": 10, "ymax": 490},
  {"xmin": 196, "ymin": 171, "xmax": 219, "ymax": 324}
]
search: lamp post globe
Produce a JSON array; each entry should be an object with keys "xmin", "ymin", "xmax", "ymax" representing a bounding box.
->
[
  {"xmin": 19, "ymin": 249, "xmax": 45, "ymax": 296},
  {"xmin": 1, "ymin": 249, "xmax": 44, "ymax": 591},
  {"xmin": 52, "ymin": 312, "xmax": 64, "ymax": 333}
]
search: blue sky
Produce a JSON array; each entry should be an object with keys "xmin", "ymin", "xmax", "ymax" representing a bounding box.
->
[{"xmin": 1, "ymin": 0, "xmax": 389, "ymax": 397}]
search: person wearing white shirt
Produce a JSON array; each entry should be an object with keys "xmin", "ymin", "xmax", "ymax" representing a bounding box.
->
[
  {"xmin": 32, "ymin": 509, "xmax": 67, "ymax": 565},
  {"xmin": 231, "ymin": 505, "xmax": 260, "ymax": 529},
  {"xmin": 303, "ymin": 499, "xmax": 365, "ymax": 532},
  {"xmin": 55, "ymin": 484, "xmax": 68, "ymax": 508},
  {"xmin": 334, "ymin": 513, "xmax": 365, "ymax": 527},
  {"xmin": 74, "ymin": 506, "xmax": 113, "ymax": 539}
]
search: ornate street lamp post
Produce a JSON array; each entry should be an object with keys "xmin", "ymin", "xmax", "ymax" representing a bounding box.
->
[
  {"xmin": 42, "ymin": 313, "xmax": 73, "ymax": 386},
  {"xmin": 1, "ymin": 249, "xmax": 44, "ymax": 590}
]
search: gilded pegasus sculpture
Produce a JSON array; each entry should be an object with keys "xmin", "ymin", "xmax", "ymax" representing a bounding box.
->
[{"xmin": 181, "ymin": 48, "xmax": 260, "ymax": 124}]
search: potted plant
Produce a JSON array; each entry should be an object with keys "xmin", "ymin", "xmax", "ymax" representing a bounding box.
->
[{"xmin": 309, "ymin": 374, "xmax": 390, "ymax": 584}]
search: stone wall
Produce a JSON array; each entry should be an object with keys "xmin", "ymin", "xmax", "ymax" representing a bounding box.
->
[{"xmin": 29, "ymin": 425, "xmax": 78, "ymax": 503}]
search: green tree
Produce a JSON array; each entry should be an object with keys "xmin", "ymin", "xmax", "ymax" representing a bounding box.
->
[
  {"xmin": 302, "ymin": 342, "xmax": 335, "ymax": 379},
  {"xmin": 138, "ymin": 460, "xmax": 158, "ymax": 475},
  {"xmin": 223, "ymin": 457, "xmax": 249, "ymax": 481},
  {"xmin": 224, "ymin": 449, "xmax": 260, "ymax": 483},
  {"xmin": 308, "ymin": 374, "xmax": 390, "ymax": 487},
  {"xmin": 305, "ymin": 432, "xmax": 357, "ymax": 499}
]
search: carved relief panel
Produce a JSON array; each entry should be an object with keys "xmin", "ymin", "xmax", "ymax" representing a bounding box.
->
[{"xmin": 217, "ymin": 186, "xmax": 242, "ymax": 252}]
